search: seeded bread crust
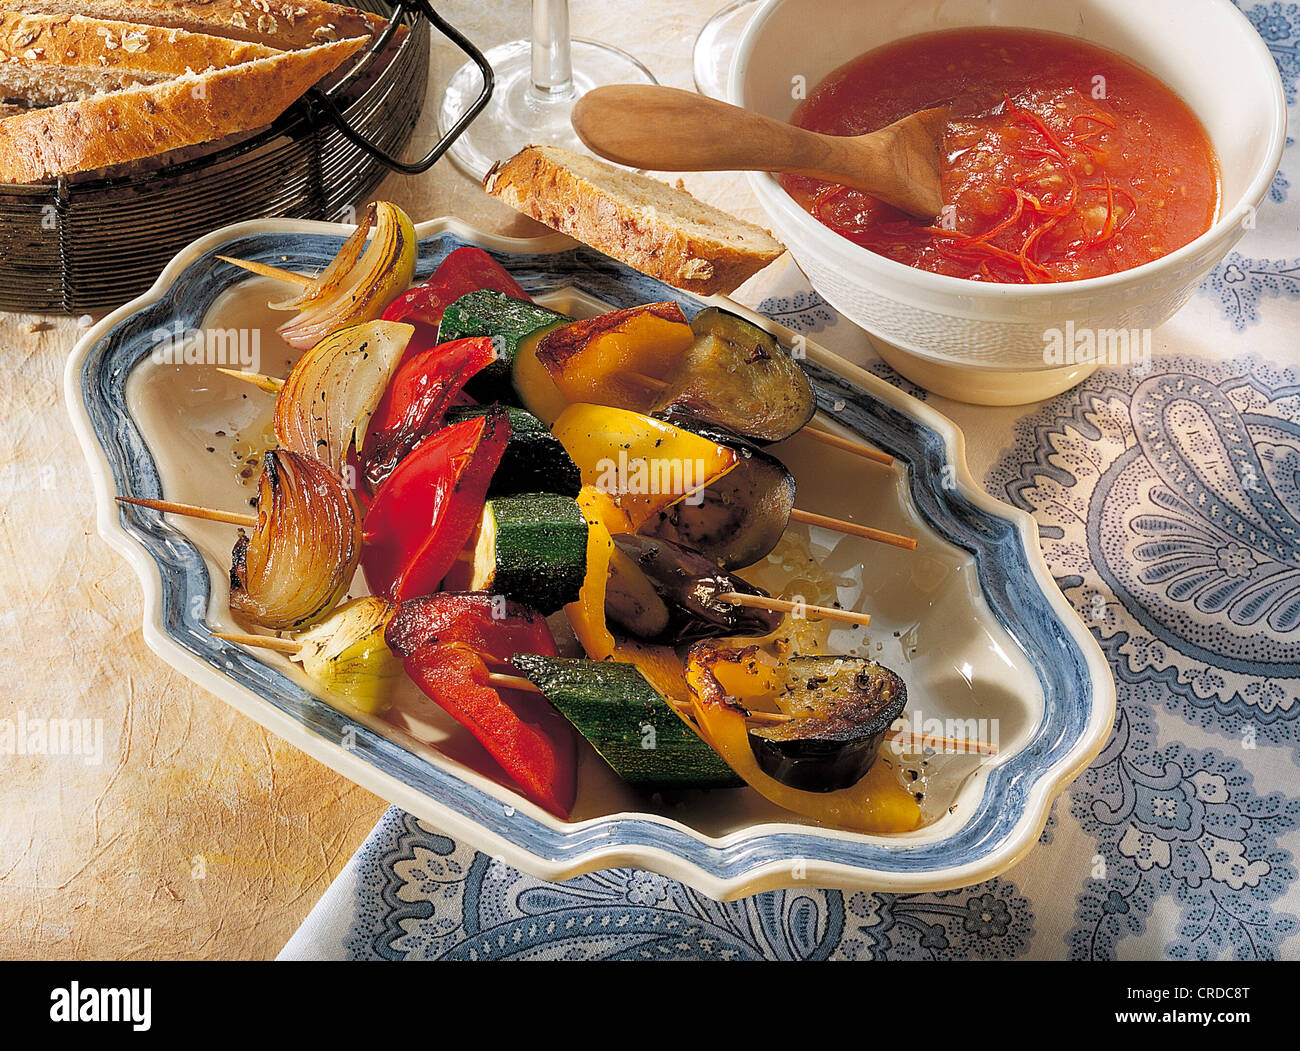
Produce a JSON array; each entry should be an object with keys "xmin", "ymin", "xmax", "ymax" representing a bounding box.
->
[
  {"xmin": 484, "ymin": 145, "xmax": 786, "ymax": 296},
  {"xmin": 0, "ymin": 13, "xmax": 279, "ymax": 105},
  {"xmin": 0, "ymin": 34, "xmax": 365, "ymax": 183},
  {"xmin": 0, "ymin": 0, "xmax": 388, "ymax": 49}
]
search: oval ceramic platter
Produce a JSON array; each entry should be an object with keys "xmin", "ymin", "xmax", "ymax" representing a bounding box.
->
[{"xmin": 65, "ymin": 217, "xmax": 1115, "ymax": 899}]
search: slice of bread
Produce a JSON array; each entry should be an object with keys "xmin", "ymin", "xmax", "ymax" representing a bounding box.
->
[
  {"xmin": 0, "ymin": 0, "xmax": 388, "ymax": 49},
  {"xmin": 484, "ymin": 145, "xmax": 786, "ymax": 296},
  {"xmin": 0, "ymin": 34, "xmax": 366, "ymax": 183},
  {"xmin": 0, "ymin": 13, "xmax": 279, "ymax": 106}
]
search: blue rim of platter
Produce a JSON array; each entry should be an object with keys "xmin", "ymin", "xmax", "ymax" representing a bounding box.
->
[{"xmin": 71, "ymin": 222, "xmax": 1113, "ymax": 894}]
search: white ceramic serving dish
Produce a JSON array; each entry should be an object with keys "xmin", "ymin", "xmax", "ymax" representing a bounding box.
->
[
  {"xmin": 66, "ymin": 216, "xmax": 1115, "ymax": 899},
  {"xmin": 731, "ymin": 0, "xmax": 1287, "ymax": 404}
]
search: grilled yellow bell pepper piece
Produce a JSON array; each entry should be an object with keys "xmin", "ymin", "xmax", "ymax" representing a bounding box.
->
[
  {"xmin": 535, "ymin": 302, "xmax": 696, "ymax": 411},
  {"xmin": 550, "ymin": 404, "xmax": 737, "ymax": 529},
  {"xmin": 564, "ymin": 488, "xmax": 698, "ymax": 707},
  {"xmin": 564, "ymin": 486, "xmax": 627, "ymax": 661}
]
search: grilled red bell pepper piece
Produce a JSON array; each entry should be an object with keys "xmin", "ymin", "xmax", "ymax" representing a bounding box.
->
[
  {"xmin": 361, "ymin": 410, "xmax": 510, "ymax": 601},
  {"xmin": 386, "ymin": 593, "xmax": 576, "ymax": 817},
  {"xmin": 382, "ymin": 246, "xmax": 530, "ymax": 359},
  {"xmin": 362, "ymin": 335, "xmax": 498, "ymax": 492}
]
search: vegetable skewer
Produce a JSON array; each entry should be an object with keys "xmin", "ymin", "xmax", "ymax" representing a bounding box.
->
[
  {"xmin": 120, "ymin": 495, "xmax": 880, "ymax": 629},
  {"xmin": 217, "ymin": 253, "xmax": 895, "ymax": 465},
  {"xmin": 211, "ymin": 317, "xmax": 915, "ymax": 553},
  {"xmin": 213, "ymin": 631, "xmax": 989, "ymax": 752}
]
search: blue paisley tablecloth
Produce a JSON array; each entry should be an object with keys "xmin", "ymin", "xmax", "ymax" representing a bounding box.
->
[{"xmin": 281, "ymin": 5, "xmax": 1300, "ymax": 962}]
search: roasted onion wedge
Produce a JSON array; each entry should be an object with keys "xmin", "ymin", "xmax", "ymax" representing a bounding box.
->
[
  {"xmin": 273, "ymin": 320, "xmax": 413, "ymax": 475},
  {"xmin": 270, "ymin": 205, "xmax": 375, "ymax": 312},
  {"xmin": 230, "ymin": 450, "xmax": 362, "ymax": 631},
  {"xmin": 291, "ymin": 596, "xmax": 402, "ymax": 715},
  {"xmin": 277, "ymin": 202, "xmax": 418, "ymax": 350}
]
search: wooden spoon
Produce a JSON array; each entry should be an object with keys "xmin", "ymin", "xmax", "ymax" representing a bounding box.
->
[{"xmin": 570, "ymin": 84, "xmax": 948, "ymax": 219}]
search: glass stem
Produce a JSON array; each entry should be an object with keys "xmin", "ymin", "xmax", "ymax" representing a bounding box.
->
[{"xmin": 531, "ymin": 0, "xmax": 576, "ymax": 99}]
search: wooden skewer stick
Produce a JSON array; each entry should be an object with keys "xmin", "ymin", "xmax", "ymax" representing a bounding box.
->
[
  {"xmin": 217, "ymin": 255, "xmax": 314, "ymax": 288},
  {"xmin": 800, "ymin": 423, "xmax": 893, "ymax": 466},
  {"xmin": 117, "ymin": 496, "xmax": 257, "ymax": 529},
  {"xmin": 216, "ymin": 367, "xmax": 285, "ymax": 394},
  {"xmin": 740, "ymin": 708, "xmax": 791, "ymax": 725},
  {"xmin": 888, "ymin": 733, "xmax": 998, "ymax": 756},
  {"xmin": 117, "ymin": 498, "xmax": 892, "ymax": 628},
  {"xmin": 212, "ymin": 631, "xmax": 300, "ymax": 655},
  {"xmin": 625, "ymin": 370, "xmax": 892, "ymax": 467},
  {"xmin": 484, "ymin": 671, "xmax": 539, "ymax": 693},
  {"xmin": 789, "ymin": 508, "xmax": 917, "ymax": 551},
  {"xmin": 214, "ymin": 638, "xmax": 688, "ymax": 732},
  {"xmin": 716, "ymin": 591, "xmax": 870, "ymax": 628}
]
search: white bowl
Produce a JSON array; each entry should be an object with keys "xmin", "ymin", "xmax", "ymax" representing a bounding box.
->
[{"xmin": 730, "ymin": 0, "xmax": 1287, "ymax": 404}]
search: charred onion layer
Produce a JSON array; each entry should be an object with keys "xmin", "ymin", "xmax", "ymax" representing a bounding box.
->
[{"xmin": 230, "ymin": 449, "xmax": 361, "ymax": 631}]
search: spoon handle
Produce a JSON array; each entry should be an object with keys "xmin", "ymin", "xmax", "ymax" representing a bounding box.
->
[{"xmin": 570, "ymin": 84, "xmax": 887, "ymax": 181}]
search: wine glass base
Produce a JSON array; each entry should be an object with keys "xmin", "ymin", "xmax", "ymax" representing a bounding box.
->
[
  {"xmin": 692, "ymin": 0, "xmax": 758, "ymax": 101},
  {"xmin": 438, "ymin": 38, "xmax": 658, "ymax": 183}
]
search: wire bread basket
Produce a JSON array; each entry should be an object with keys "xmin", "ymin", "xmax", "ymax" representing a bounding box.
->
[{"xmin": 0, "ymin": 0, "xmax": 491, "ymax": 313}]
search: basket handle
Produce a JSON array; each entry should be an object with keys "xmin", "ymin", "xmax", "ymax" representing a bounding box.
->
[{"xmin": 305, "ymin": 0, "xmax": 493, "ymax": 176}]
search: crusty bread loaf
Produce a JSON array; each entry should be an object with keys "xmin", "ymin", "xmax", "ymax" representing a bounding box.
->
[
  {"xmin": 0, "ymin": 34, "xmax": 365, "ymax": 182},
  {"xmin": 0, "ymin": 13, "xmax": 278, "ymax": 106},
  {"xmin": 484, "ymin": 145, "xmax": 786, "ymax": 296},
  {"xmin": 0, "ymin": 1, "xmax": 387, "ymax": 49}
]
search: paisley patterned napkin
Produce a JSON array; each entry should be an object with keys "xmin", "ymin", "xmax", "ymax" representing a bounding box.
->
[{"xmin": 282, "ymin": 4, "xmax": 1300, "ymax": 961}]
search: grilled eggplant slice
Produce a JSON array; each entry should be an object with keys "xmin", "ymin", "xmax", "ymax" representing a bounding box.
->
[
  {"xmin": 646, "ymin": 411, "xmax": 796, "ymax": 570},
  {"xmin": 612, "ymin": 533, "xmax": 782, "ymax": 643},
  {"xmin": 604, "ymin": 543, "xmax": 671, "ymax": 639},
  {"xmin": 652, "ymin": 307, "xmax": 816, "ymax": 443},
  {"xmin": 747, "ymin": 655, "xmax": 907, "ymax": 792},
  {"xmin": 684, "ymin": 643, "xmax": 920, "ymax": 831}
]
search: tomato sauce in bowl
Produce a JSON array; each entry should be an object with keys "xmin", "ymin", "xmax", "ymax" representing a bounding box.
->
[{"xmin": 782, "ymin": 28, "xmax": 1221, "ymax": 284}]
